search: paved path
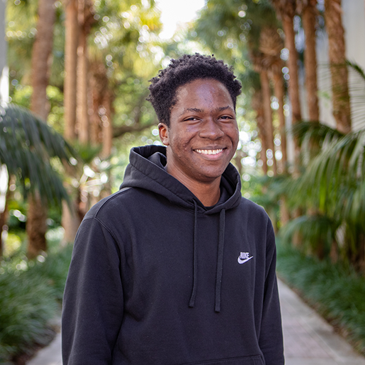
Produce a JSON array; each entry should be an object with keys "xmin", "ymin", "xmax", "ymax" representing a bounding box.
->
[
  {"xmin": 27, "ymin": 331, "xmax": 62, "ymax": 365},
  {"xmin": 279, "ymin": 279, "xmax": 365, "ymax": 365},
  {"xmin": 27, "ymin": 279, "xmax": 365, "ymax": 365}
]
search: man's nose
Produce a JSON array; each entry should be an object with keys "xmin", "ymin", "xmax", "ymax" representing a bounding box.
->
[{"xmin": 199, "ymin": 117, "xmax": 224, "ymax": 139}]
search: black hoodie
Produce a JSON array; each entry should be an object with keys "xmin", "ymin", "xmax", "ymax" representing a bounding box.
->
[{"xmin": 62, "ymin": 145, "xmax": 284, "ymax": 365}]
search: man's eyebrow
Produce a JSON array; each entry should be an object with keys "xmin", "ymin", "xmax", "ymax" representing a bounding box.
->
[
  {"xmin": 179, "ymin": 107, "xmax": 203, "ymax": 116},
  {"xmin": 185, "ymin": 107, "xmax": 203, "ymax": 113},
  {"xmin": 180, "ymin": 106, "xmax": 233, "ymax": 115},
  {"xmin": 217, "ymin": 106, "xmax": 234, "ymax": 112}
]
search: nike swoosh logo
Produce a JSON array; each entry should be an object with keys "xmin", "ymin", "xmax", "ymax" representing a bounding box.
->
[{"xmin": 238, "ymin": 256, "xmax": 253, "ymax": 264}]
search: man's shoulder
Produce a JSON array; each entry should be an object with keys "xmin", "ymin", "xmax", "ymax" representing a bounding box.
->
[
  {"xmin": 83, "ymin": 187, "xmax": 134, "ymax": 221},
  {"xmin": 239, "ymin": 196, "xmax": 268, "ymax": 216},
  {"xmin": 240, "ymin": 197, "xmax": 269, "ymax": 219}
]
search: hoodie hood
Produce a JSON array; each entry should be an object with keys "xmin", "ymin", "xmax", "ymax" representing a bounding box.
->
[{"xmin": 120, "ymin": 145, "xmax": 242, "ymax": 214}]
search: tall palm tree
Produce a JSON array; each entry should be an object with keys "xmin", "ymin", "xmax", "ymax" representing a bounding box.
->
[
  {"xmin": 259, "ymin": 26, "xmax": 290, "ymax": 224},
  {"xmin": 62, "ymin": 0, "xmax": 83, "ymax": 244},
  {"xmin": 26, "ymin": 0, "xmax": 57, "ymax": 259},
  {"xmin": 324, "ymin": 0, "xmax": 351, "ymax": 133},
  {"xmin": 259, "ymin": 26, "xmax": 287, "ymax": 172},
  {"xmin": 270, "ymin": 0, "xmax": 302, "ymax": 162}
]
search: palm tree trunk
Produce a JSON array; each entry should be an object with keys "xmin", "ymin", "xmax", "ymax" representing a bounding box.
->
[
  {"xmin": 101, "ymin": 90, "xmax": 113, "ymax": 159},
  {"xmin": 77, "ymin": 0, "xmax": 90, "ymax": 144},
  {"xmin": 272, "ymin": 71, "xmax": 290, "ymax": 226},
  {"xmin": 29, "ymin": 0, "xmax": 55, "ymax": 119},
  {"xmin": 260, "ymin": 70, "xmax": 278, "ymax": 175},
  {"xmin": 282, "ymin": 16, "xmax": 302, "ymax": 125},
  {"xmin": 90, "ymin": 61, "xmax": 107, "ymax": 144},
  {"xmin": 64, "ymin": 0, "xmax": 78, "ymax": 141},
  {"xmin": 61, "ymin": 199, "xmax": 80, "ymax": 245},
  {"xmin": 252, "ymin": 90, "xmax": 268, "ymax": 175},
  {"xmin": 27, "ymin": 194, "xmax": 48, "ymax": 259},
  {"xmin": 281, "ymin": 14, "xmax": 302, "ymax": 171},
  {"xmin": 324, "ymin": 0, "xmax": 351, "ymax": 133},
  {"xmin": 99, "ymin": 90, "xmax": 114, "ymax": 198},
  {"xmin": 272, "ymin": 71, "xmax": 287, "ymax": 171},
  {"xmin": 302, "ymin": 1, "xmax": 319, "ymax": 121},
  {"xmin": 62, "ymin": 0, "xmax": 92, "ymax": 243},
  {"xmin": 27, "ymin": 0, "xmax": 56, "ymax": 258}
]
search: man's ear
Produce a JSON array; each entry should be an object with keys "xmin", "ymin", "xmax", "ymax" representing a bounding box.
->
[{"xmin": 158, "ymin": 123, "xmax": 169, "ymax": 146}]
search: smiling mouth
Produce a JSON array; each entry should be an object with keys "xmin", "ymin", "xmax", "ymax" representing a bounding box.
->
[{"xmin": 195, "ymin": 148, "xmax": 225, "ymax": 155}]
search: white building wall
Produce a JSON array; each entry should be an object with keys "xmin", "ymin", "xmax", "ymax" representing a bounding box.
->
[
  {"xmin": 316, "ymin": 0, "xmax": 365, "ymax": 131},
  {"xmin": 342, "ymin": 0, "xmax": 365, "ymax": 131}
]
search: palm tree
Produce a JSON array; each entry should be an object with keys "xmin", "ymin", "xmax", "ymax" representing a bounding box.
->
[
  {"xmin": 77, "ymin": 0, "xmax": 94, "ymax": 144},
  {"xmin": 64, "ymin": 0, "xmax": 78, "ymax": 141},
  {"xmin": 252, "ymin": 89, "xmax": 268, "ymax": 175},
  {"xmin": 261, "ymin": 69, "xmax": 278, "ymax": 175},
  {"xmin": 251, "ymin": 47, "xmax": 278, "ymax": 176},
  {"xmin": 0, "ymin": 103, "xmax": 74, "ymax": 256},
  {"xmin": 258, "ymin": 26, "xmax": 290, "ymax": 224},
  {"xmin": 270, "ymin": 0, "xmax": 302, "ymax": 164},
  {"xmin": 297, "ymin": 0, "xmax": 320, "ymax": 122},
  {"xmin": 62, "ymin": 0, "xmax": 83, "ymax": 244},
  {"xmin": 259, "ymin": 26, "xmax": 287, "ymax": 172},
  {"xmin": 324, "ymin": 0, "xmax": 351, "ymax": 133},
  {"xmin": 285, "ymin": 122, "xmax": 365, "ymax": 268},
  {"xmin": 26, "ymin": 0, "xmax": 57, "ymax": 259}
]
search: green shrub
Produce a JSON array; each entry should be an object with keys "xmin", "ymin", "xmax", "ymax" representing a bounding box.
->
[
  {"xmin": 277, "ymin": 242, "xmax": 365, "ymax": 355},
  {"xmin": 0, "ymin": 244, "xmax": 72, "ymax": 362}
]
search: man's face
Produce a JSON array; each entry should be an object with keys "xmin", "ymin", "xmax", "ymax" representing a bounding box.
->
[{"xmin": 159, "ymin": 78, "xmax": 239, "ymax": 188}]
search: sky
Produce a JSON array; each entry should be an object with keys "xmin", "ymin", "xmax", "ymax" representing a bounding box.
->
[{"xmin": 155, "ymin": 0, "xmax": 206, "ymax": 39}]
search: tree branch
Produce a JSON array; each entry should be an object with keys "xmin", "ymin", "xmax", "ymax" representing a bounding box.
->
[{"xmin": 112, "ymin": 121, "xmax": 156, "ymax": 139}]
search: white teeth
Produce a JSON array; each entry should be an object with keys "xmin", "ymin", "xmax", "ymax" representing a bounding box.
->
[{"xmin": 195, "ymin": 149, "xmax": 223, "ymax": 155}]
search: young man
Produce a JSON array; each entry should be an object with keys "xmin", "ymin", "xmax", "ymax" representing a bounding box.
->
[{"xmin": 62, "ymin": 54, "xmax": 284, "ymax": 365}]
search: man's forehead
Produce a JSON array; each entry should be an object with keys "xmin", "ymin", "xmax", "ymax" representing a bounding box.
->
[{"xmin": 179, "ymin": 106, "xmax": 234, "ymax": 114}]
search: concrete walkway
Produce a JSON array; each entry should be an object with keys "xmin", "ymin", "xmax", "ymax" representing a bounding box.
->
[
  {"xmin": 27, "ymin": 279, "xmax": 365, "ymax": 365},
  {"xmin": 279, "ymin": 279, "xmax": 365, "ymax": 365}
]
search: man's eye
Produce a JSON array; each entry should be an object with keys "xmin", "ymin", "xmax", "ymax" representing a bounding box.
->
[
  {"xmin": 185, "ymin": 117, "xmax": 199, "ymax": 121},
  {"xmin": 220, "ymin": 115, "xmax": 233, "ymax": 120}
]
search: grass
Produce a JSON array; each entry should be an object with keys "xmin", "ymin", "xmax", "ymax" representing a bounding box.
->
[
  {"xmin": 276, "ymin": 241, "xmax": 365, "ymax": 356},
  {"xmin": 0, "ymin": 233, "xmax": 72, "ymax": 364}
]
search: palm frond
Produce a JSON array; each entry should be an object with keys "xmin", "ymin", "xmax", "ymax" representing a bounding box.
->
[
  {"xmin": 296, "ymin": 128, "xmax": 365, "ymax": 223},
  {"xmin": 347, "ymin": 60, "xmax": 365, "ymax": 81},
  {"xmin": 291, "ymin": 121, "xmax": 344, "ymax": 147},
  {"xmin": 0, "ymin": 102, "xmax": 77, "ymax": 208},
  {"xmin": 280, "ymin": 214, "xmax": 339, "ymax": 256}
]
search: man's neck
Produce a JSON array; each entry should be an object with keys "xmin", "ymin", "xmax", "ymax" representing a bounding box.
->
[
  {"xmin": 165, "ymin": 166, "xmax": 221, "ymax": 206},
  {"xmin": 185, "ymin": 180, "xmax": 221, "ymax": 207},
  {"xmin": 196, "ymin": 186, "xmax": 221, "ymax": 207}
]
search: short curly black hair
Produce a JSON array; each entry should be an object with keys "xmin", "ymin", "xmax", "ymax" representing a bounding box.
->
[{"xmin": 147, "ymin": 53, "xmax": 242, "ymax": 126}]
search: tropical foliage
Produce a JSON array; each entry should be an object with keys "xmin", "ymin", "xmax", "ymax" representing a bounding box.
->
[{"xmin": 0, "ymin": 102, "xmax": 74, "ymax": 206}]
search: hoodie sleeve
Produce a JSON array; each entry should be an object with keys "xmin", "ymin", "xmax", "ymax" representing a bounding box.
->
[
  {"xmin": 259, "ymin": 220, "xmax": 284, "ymax": 365},
  {"xmin": 62, "ymin": 217, "xmax": 124, "ymax": 365}
]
